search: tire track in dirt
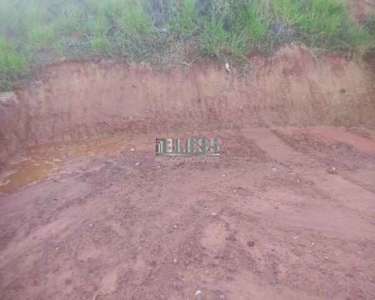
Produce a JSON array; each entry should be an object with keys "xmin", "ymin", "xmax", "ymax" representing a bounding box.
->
[
  {"xmin": 1, "ymin": 129, "xmax": 375, "ymax": 299},
  {"xmin": 243, "ymin": 127, "xmax": 375, "ymax": 217}
]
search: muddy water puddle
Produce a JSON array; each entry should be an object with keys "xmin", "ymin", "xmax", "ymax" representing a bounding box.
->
[{"xmin": 0, "ymin": 135, "xmax": 152, "ymax": 193}]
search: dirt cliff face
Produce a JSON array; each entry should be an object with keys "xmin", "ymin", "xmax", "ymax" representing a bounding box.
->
[
  {"xmin": 1, "ymin": 45, "xmax": 375, "ymax": 165},
  {"xmin": 0, "ymin": 92, "xmax": 28, "ymax": 166}
]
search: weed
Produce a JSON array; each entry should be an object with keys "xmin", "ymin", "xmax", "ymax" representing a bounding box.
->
[
  {"xmin": 273, "ymin": 0, "xmax": 372, "ymax": 52},
  {"xmin": 366, "ymin": 14, "xmax": 375, "ymax": 35},
  {"xmin": 227, "ymin": 0, "xmax": 268, "ymax": 41},
  {"xmin": 87, "ymin": 16, "xmax": 110, "ymax": 38},
  {"xmin": 55, "ymin": 4, "xmax": 83, "ymax": 36},
  {"xmin": 200, "ymin": 17, "xmax": 228, "ymax": 57},
  {"xmin": 120, "ymin": 3, "xmax": 154, "ymax": 36},
  {"xmin": 0, "ymin": 37, "xmax": 28, "ymax": 91},
  {"xmin": 28, "ymin": 25, "xmax": 55, "ymax": 49},
  {"xmin": 169, "ymin": 0, "xmax": 198, "ymax": 37},
  {"xmin": 90, "ymin": 37, "xmax": 110, "ymax": 54}
]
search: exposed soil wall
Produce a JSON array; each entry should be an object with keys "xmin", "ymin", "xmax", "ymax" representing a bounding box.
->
[{"xmin": 1, "ymin": 45, "xmax": 375, "ymax": 165}]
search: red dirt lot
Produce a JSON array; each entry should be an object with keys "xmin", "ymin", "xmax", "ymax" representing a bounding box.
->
[{"xmin": 1, "ymin": 126, "xmax": 375, "ymax": 300}]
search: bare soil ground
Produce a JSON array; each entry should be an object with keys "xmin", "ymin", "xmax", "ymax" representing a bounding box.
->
[{"xmin": 1, "ymin": 126, "xmax": 375, "ymax": 300}]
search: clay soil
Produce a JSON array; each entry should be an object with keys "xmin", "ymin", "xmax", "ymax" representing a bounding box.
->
[
  {"xmin": 1, "ymin": 35, "xmax": 375, "ymax": 300},
  {"xmin": 1, "ymin": 126, "xmax": 375, "ymax": 300}
]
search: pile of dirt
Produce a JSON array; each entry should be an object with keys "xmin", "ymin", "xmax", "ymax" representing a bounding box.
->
[{"xmin": 1, "ymin": 45, "xmax": 375, "ymax": 166}]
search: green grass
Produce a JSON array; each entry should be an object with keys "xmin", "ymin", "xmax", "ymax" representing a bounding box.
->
[
  {"xmin": 28, "ymin": 25, "xmax": 55, "ymax": 49},
  {"xmin": 364, "ymin": 14, "xmax": 375, "ymax": 53},
  {"xmin": 55, "ymin": 4, "xmax": 83, "ymax": 36},
  {"xmin": 227, "ymin": 0, "xmax": 269, "ymax": 41},
  {"xmin": 169, "ymin": 0, "xmax": 198, "ymax": 37},
  {"xmin": 0, "ymin": 37, "xmax": 28, "ymax": 91},
  {"xmin": 90, "ymin": 37, "xmax": 110, "ymax": 53},
  {"xmin": 119, "ymin": 1, "xmax": 155, "ymax": 36},
  {"xmin": 367, "ymin": 14, "xmax": 375, "ymax": 34},
  {"xmin": 200, "ymin": 17, "xmax": 228, "ymax": 58},
  {"xmin": 0, "ymin": 0, "xmax": 374, "ymax": 91},
  {"xmin": 273, "ymin": 0, "xmax": 374, "ymax": 52},
  {"xmin": 200, "ymin": 0, "xmax": 270, "ymax": 58}
]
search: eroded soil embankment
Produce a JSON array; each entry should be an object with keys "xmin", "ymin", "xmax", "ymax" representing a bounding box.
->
[{"xmin": 1, "ymin": 45, "xmax": 375, "ymax": 165}]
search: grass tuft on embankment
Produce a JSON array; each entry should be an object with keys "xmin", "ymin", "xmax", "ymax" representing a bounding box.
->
[
  {"xmin": 274, "ymin": 0, "xmax": 374, "ymax": 54},
  {"xmin": 0, "ymin": 37, "xmax": 28, "ymax": 91},
  {"xmin": 0, "ymin": 0, "xmax": 375, "ymax": 91}
]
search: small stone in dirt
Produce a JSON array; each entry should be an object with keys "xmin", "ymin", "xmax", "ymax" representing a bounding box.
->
[
  {"xmin": 272, "ymin": 168, "xmax": 277, "ymax": 172},
  {"xmin": 195, "ymin": 290, "xmax": 202, "ymax": 300},
  {"xmin": 55, "ymin": 247, "xmax": 59, "ymax": 251},
  {"xmin": 173, "ymin": 258, "xmax": 178, "ymax": 264},
  {"xmin": 247, "ymin": 241, "xmax": 255, "ymax": 247},
  {"xmin": 173, "ymin": 224, "xmax": 178, "ymax": 229},
  {"xmin": 211, "ymin": 212, "xmax": 217, "ymax": 217},
  {"xmin": 89, "ymin": 223, "xmax": 93, "ymax": 227},
  {"xmin": 135, "ymin": 162, "xmax": 140, "ymax": 166},
  {"xmin": 327, "ymin": 166, "xmax": 337, "ymax": 174},
  {"xmin": 222, "ymin": 174, "xmax": 226, "ymax": 177},
  {"xmin": 225, "ymin": 62, "xmax": 231, "ymax": 73},
  {"xmin": 130, "ymin": 148, "xmax": 135, "ymax": 152}
]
